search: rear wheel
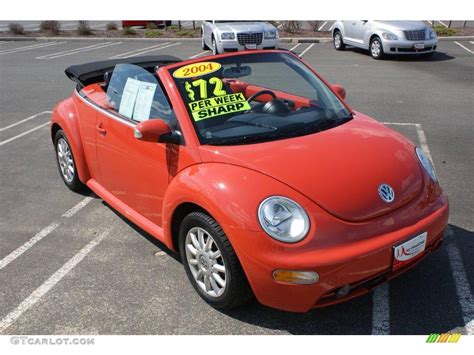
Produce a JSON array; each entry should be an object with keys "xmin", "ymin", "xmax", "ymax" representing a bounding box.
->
[
  {"xmin": 370, "ymin": 36, "xmax": 384, "ymax": 59},
  {"xmin": 54, "ymin": 130, "xmax": 85, "ymax": 192},
  {"xmin": 333, "ymin": 30, "xmax": 345, "ymax": 50},
  {"xmin": 179, "ymin": 211, "xmax": 252, "ymax": 310}
]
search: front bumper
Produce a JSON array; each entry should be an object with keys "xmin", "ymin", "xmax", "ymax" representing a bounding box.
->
[
  {"xmin": 382, "ymin": 38, "xmax": 438, "ymax": 55},
  {"xmin": 216, "ymin": 37, "xmax": 279, "ymax": 53},
  {"xmin": 227, "ymin": 193, "xmax": 449, "ymax": 312}
]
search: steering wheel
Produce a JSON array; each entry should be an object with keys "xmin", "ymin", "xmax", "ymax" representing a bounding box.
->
[{"xmin": 246, "ymin": 90, "xmax": 277, "ymax": 103}]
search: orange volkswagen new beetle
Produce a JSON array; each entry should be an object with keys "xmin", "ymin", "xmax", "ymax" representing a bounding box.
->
[{"xmin": 51, "ymin": 51, "xmax": 449, "ymax": 312}]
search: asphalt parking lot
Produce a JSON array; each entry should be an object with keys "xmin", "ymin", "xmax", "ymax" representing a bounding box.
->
[{"xmin": 0, "ymin": 38, "xmax": 473, "ymax": 335}]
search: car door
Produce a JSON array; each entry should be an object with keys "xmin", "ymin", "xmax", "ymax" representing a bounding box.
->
[
  {"xmin": 351, "ymin": 20, "xmax": 370, "ymax": 47},
  {"xmin": 95, "ymin": 63, "xmax": 177, "ymax": 227},
  {"xmin": 342, "ymin": 20, "xmax": 367, "ymax": 47}
]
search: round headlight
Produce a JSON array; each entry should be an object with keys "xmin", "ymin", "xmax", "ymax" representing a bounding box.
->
[
  {"xmin": 258, "ymin": 196, "xmax": 310, "ymax": 243},
  {"xmin": 416, "ymin": 147, "xmax": 437, "ymax": 182}
]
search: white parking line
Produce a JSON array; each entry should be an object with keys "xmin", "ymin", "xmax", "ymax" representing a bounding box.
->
[
  {"xmin": 454, "ymin": 41, "xmax": 474, "ymax": 54},
  {"xmin": 318, "ymin": 21, "xmax": 328, "ymax": 31},
  {"xmin": 437, "ymin": 21, "xmax": 449, "ymax": 28},
  {"xmin": 372, "ymin": 283, "xmax": 390, "ymax": 335},
  {"xmin": 188, "ymin": 50, "xmax": 210, "ymax": 59},
  {"xmin": 126, "ymin": 42, "xmax": 181, "ymax": 58},
  {"xmin": 37, "ymin": 42, "xmax": 122, "ymax": 59},
  {"xmin": 415, "ymin": 124, "xmax": 474, "ymax": 335},
  {"xmin": 289, "ymin": 43, "xmax": 301, "ymax": 52},
  {"xmin": 0, "ymin": 197, "xmax": 94, "ymax": 270},
  {"xmin": 470, "ymin": 41, "xmax": 474, "ymax": 45},
  {"xmin": 61, "ymin": 197, "xmax": 94, "ymax": 218},
  {"xmin": 445, "ymin": 228, "xmax": 474, "ymax": 335},
  {"xmin": 0, "ymin": 121, "xmax": 49, "ymax": 146},
  {"xmin": 109, "ymin": 42, "xmax": 170, "ymax": 59},
  {"xmin": 0, "ymin": 41, "xmax": 66, "ymax": 56},
  {"xmin": 0, "ymin": 223, "xmax": 59, "ymax": 270},
  {"xmin": 0, "ymin": 231, "xmax": 108, "ymax": 333},
  {"xmin": 299, "ymin": 43, "xmax": 315, "ymax": 57},
  {"xmin": 0, "ymin": 111, "xmax": 51, "ymax": 132}
]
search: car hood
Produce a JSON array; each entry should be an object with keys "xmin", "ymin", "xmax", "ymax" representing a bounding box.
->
[
  {"xmin": 198, "ymin": 113, "xmax": 424, "ymax": 222},
  {"xmin": 373, "ymin": 21, "xmax": 428, "ymax": 31},
  {"xmin": 214, "ymin": 22, "xmax": 274, "ymax": 32}
]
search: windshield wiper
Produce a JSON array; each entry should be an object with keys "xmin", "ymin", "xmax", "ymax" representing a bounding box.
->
[{"xmin": 227, "ymin": 119, "xmax": 277, "ymax": 130}]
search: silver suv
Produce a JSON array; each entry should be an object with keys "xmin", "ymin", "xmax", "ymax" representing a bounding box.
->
[
  {"xmin": 201, "ymin": 21, "xmax": 279, "ymax": 55},
  {"xmin": 332, "ymin": 21, "xmax": 438, "ymax": 59}
]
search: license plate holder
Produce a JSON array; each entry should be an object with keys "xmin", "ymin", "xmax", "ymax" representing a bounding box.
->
[
  {"xmin": 245, "ymin": 44, "xmax": 257, "ymax": 50},
  {"xmin": 392, "ymin": 232, "xmax": 427, "ymax": 270},
  {"xmin": 414, "ymin": 43, "xmax": 425, "ymax": 49}
]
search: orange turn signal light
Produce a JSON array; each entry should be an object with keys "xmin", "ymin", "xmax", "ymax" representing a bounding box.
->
[{"xmin": 272, "ymin": 270, "xmax": 319, "ymax": 285}]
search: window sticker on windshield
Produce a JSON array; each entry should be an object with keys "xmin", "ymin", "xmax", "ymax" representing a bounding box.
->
[
  {"xmin": 119, "ymin": 77, "xmax": 141, "ymax": 118},
  {"xmin": 118, "ymin": 77, "xmax": 157, "ymax": 121},
  {"xmin": 173, "ymin": 62, "xmax": 222, "ymax": 79},
  {"xmin": 189, "ymin": 93, "xmax": 250, "ymax": 121},
  {"xmin": 133, "ymin": 81, "xmax": 157, "ymax": 122}
]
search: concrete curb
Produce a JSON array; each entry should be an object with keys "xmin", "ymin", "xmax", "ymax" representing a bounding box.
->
[{"xmin": 1, "ymin": 35, "xmax": 473, "ymax": 43}]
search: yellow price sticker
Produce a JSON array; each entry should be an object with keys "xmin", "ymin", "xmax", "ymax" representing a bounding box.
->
[
  {"xmin": 188, "ymin": 93, "xmax": 251, "ymax": 121},
  {"xmin": 173, "ymin": 62, "xmax": 222, "ymax": 79}
]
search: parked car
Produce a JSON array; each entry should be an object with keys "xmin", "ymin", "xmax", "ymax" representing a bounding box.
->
[
  {"xmin": 122, "ymin": 20, "xmax": 172, "ymax": 28},
  {"xmin": 53, "ymin": 51, "xmax": 448, "ymax": 312},
  {"xmin": 332, "ymin": 21, "xmax": 438, "ymax": 59},
  {"xmin": 201, "ymin": 21, "xmax": 279, "ymax": 55}
]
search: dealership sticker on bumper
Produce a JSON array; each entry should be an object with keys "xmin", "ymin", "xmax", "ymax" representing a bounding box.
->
[
  {"xmin": 414, "ymin": 43, "xmax": 425, "ymax": 49},
  {"xmin": 393, "ymin": 232, "xmax": 427, "ymax": 270}
]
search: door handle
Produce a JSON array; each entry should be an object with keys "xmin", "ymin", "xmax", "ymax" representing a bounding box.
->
[{"xmin": 96, "ymin": 124, "xmax": 107, "ymax": 136}]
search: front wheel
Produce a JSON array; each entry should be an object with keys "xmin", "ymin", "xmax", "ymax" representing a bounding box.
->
[
  {"xmin": 179, "ymin": 211, "xmax": 252, "ymax": 310},
  {"xmin": 212, "ymin": 36, "xmax": 218, "ymax": 55},
  {"xmin": 54, "ymin": 129, "xmax": 85, "ymax": 192},
  {"xmin": 333, "ymin": 30, "xmax": 345, "ymax": 50},
  {"xmin": 370, "ymin": 37, "xmax": 384, "ymax": 59}
]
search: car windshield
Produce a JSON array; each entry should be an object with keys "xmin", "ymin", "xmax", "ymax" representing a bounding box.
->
[{"xmin": 169, "ymin": 52, "xmax": 352, "ymax": 145}]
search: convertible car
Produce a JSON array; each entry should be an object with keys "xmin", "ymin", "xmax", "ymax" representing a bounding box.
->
[{"xmin": 51, "ymin": 51, "xmax": 449, "ymax": 312}]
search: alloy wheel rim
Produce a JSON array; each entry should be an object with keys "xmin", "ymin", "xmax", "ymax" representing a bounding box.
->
[
  {"xmin": 371, "ymin": 40, "xmax": 381, "ymax": 57},
  {"xmin": 335, "ymin": 33, "xmax": 341, "ymax": 48},
  {"xmin": 57, "ymin": 138, "xmax": 75, "ymax": 183},
  {"xmin": 185, "ymin": 227, "xmax": 227, "ymax": 298},
  {"xmin": 212, "ymin": 40, "xmax": 217, "ymax": 55}
]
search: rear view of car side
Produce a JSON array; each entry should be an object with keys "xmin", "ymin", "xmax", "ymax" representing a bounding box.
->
[{"xmin": 332, "ymin": 20, "xmax": 438, "ymax": 59}]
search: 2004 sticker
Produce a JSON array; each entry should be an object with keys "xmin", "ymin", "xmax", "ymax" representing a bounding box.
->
[{"xmin": 173, "ymin": 62, "xmax": 222, "ymax": 79}]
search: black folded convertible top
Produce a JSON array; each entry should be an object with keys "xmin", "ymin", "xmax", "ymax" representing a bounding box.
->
[{"xmin": 65, "ymin": 55, "xmax": 182, "ymax": 88}]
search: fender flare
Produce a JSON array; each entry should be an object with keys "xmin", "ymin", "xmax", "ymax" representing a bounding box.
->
[
  {"xmin": 161, "ymin": 162, "xmax": 313, "ymax": 251},
  {"xmin": 50, "ymin": 97, "xmax": 90, "ymax": 184}
]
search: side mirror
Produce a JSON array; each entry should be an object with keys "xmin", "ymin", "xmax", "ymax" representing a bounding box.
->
[
  {"xmin": 134, "ymin": 119, "xmax": 171, "ymax": 142},
  {"xmin": 331, "ymin": 84, "xmax": 346, "ymax": 100}
]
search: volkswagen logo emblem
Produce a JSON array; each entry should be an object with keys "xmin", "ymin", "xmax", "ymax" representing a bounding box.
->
[{"xmin": 378, "ymin": 184, "xmax": 395, "ymax": 203}]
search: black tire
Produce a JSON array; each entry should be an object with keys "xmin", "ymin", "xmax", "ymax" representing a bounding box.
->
[
  {"xmin": 369, "ymin": 36, "xmax": 384, "ymax": 60},
  {"xmin": 179, "ymin": 211, "xmax": 253, "ymax": 310},
  {"xmin": 211, "ymin": 36, "xmax": 218, "ymax": 55},
  {"xmin": 201, "ymin": 31, "xmax": 210, "ymax": 50},
  {"xmin": 333, "ymin": 30, "xmax": 345, "ymax": 50},
  {"xmin": 54, "ymin": 129, "xmax": 86, "ymax": 192}
]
